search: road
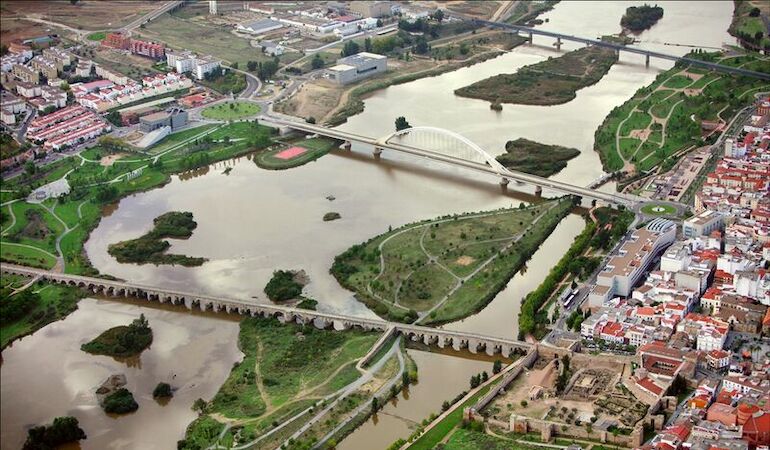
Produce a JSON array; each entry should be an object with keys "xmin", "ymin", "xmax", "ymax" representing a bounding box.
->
[{"xmin": 120, "ymin": 0, "xmax": 182, "ymax": 33}]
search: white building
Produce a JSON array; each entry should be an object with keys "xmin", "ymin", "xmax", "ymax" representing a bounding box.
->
[
  {"xmin": 194, "ymin": 56, "xmax": 221, "ymax": 80},
  {"xmin": 327, "ymin": 52, "xmax": 387, "ymax": 85},
  {"xmin": 683, "ymin": 210, "xmax": 723, "ymax": 238}
]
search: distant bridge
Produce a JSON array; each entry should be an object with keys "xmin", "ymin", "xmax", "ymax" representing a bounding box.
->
[
  {"xmin": 263, "ymin": 118, "xmax": 647, "ymax": 208},
  {"xmin": 471, "ymin": 19, "xmax": 770, "ymax": 80},
  {"xmin": 1, "ymin": 264, "xmax": 532, "ymax": 357}
]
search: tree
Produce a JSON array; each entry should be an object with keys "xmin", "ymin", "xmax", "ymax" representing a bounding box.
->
[
  {"xmin": 492, "ymin": 359, "xmax": 502, "ymax": 374},
  {"xmin": 311, "ymin": 54, "xmax": 324, "ymax": 70},
  {"xmin": 341, "ymin": 40, "xmax": 360, "ymax": 57},
  {"xmin": 371, "ymin": 397, "xmax": 379, "ymax": 413},
  {"xmin": 364, "ymin": 37, "xmax": 372, "ymax": 52},
  {"xmin": 153, "ymin": 382, "xmax": 173, "ymax": 398},
  {"xmin": 60, "ymin": 81, "xmax": 70, "ymax": 91},
  {"xmin": 432, "ymin": 9, "xmax": 445, "ymax": 23},
  {"xmin": 24, "ymin": 161, "xmax": 37, "ymax": 176},
  {"xmin": 106, "ymin": 110, "xmax": 122, "ymax": 127},
  {"xmin": 395, "ymin": 116, "xmax": 411, "ymax": 131},
  {"xmin": 481, "ymin": 371, "xmax": 488, "ymax": 382},
  {"xmin": 192, "ymin": 398, "xmax": 207, "ymax": 414},
  {"xmin": 749, "ymin": 7, "xmax": 760, "ymax": 17},
  {"xmin": 305, "ymin": 116, "xmax": 316, "ymax": 124},
  {"xmin": 231, "ymin": 62, "xmax": 239, "ymax": 70},
  {"xmin": 401, "ymin": 371, "xmax": 411, "ymax": 387},
  {"xmin": 414, "ymin": 36, "xmax": 430, "ymax": 55},
  {"xmin": 23, "ymin": 416, "xmax": 86, "ymax": 450},
  {"xmin": 247, "ymin": 60, "xmax": 258, "ymax": 72},
  {"xmin": 376, "ymin": 19, "xmax": 383, "ymax": 27}
]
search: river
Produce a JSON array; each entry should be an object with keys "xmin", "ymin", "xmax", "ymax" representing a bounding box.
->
[{"xmin": 2, "ymin": 1, "xmax": 736, "ymax": 449}]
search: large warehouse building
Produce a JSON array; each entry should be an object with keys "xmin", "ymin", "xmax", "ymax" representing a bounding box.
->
[{"xmin": 326, "ymin": 52, "xmax": 387, "ymax": 85}]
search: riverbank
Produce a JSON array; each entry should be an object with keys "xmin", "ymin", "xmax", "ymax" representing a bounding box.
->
[
  {"xmin": 1, "ymin": 121, "xmax": 276, "ymax": 275},
  {"xmin": 728, "ymin": 0, "xmax": 769, "ymax": 52},
  {"xmin": 0, "ymin": 275, "xmax": 85, "ymax": 349},
  {"xmin": 454, "ymin": 45, "xmax": 618, "ymax": 105},
  {"xmin": 496, "ymin": 138, "xmax": 581, "ymax": 177},
  {"xmin": 180, "ymin": 316, "xmax": 382, "ymax": 449}
]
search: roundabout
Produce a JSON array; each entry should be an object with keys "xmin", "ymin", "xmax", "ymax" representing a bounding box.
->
[{"xmin": 638, "ymin": 202, "xmax": 681, "ymax": 217}]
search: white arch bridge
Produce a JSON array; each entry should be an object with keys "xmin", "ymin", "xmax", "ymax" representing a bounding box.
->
[
  {"xmin": 1, "ymin": 264, "xmax": 533, "ymax": 357},
  {"xmin": 264, "ymin": 118, "xmax": 647, "ymax": 208}
]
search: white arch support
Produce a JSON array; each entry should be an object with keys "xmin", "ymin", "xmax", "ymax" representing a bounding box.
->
[{"xmin": 382, "ymin": 126, "xmax": 508, "ymax": 175}]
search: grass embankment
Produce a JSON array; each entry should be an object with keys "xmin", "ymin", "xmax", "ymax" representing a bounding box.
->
[
  {"xmin": 201, "ymin": 101, "xmax": 260, "ymax": 120},
  {"xmin": 455, "ymin": 45, "xmax": 618, "ymax": 105},
  {"xmin": 0, "ymin": 275, "xmax": 85, "ymax": 349},
  {"xmin": 496, "ymin": 138, "xmax": 580, "ymax": 177},
  {"xmin": 81, "ymin": 314, "xmax": 153, "ymax": 357},
  {"xmin": 254, "ymin": 137, "xmax": 340, "ymax": 170},
  {"xmin": 443, "ymin": 428, "xmax": 546, "ymax": 450},
  {"xmin": 332, "ymin": 198, "xmax": 574, "ymax": 324},
  {"xmin": 621, "ymin": 4, "xmax": 664, "ymax": 32},
  {"xmin": 180, "ymin": 316, "xmax": 379, "ymax": 449},
  {"xmin": 518, "ymin": 207, "xmax": 633, "ymax": 339},
  {"xmin": 1, "ymin": 121, "xmax": 276, "ymax": 275},
  {"xmin": 729, "ymin": 0, "xmax": 770, "ymax": 51},
  {"xmin": 594, "ymin": 51, "xmax": 770, "ymax": 173},
  {"xmin": 505, "ymin": 0, "xmax": 560, "ymax": 24},
  {"xmin": 107, "ymin": 211, "xmax": 207, "ymax": 266}
]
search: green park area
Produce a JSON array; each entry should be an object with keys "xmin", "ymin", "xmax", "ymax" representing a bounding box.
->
[
  {"xmin": 454, "ymin": 45, "xmax": 618, "ymax": 105},
  {"xmin": 254, "ymin": 137, "xmax": 340, "ymax": 170},
  {"xmin": 496, "ymin": 138, "xmax": 580, "ymax": 177},
  {"xmin": 332, "ymin": 198, "xmax": 574, "ymax": 324},
  {"xmin": 1, "ymin": 121, "xmax": 277, "ymax": 276},
  {"xmin": 0, "ymin": 275, "xmax": 84, "ymax": 349},
  {"xmin": 201, "ymin": 101, "xmax": 261, "ymax": 121},
  {"xmin": 86, "ymin": 31, "xmax": 106, "ymax": 41},
  {"xmin": 640, "ymin": 203, "xmax": 678, "ymax": 216},
  {"xmin": 594, "ymin": 51, "xmax": 770, "ymax": 173},
  {"xmin": 180, "ymin": 316, "xmax": 386, "ymax": 450},
  {"xmin": 107, "ymin": 211, "xmax": 207, "ymax": 266}
]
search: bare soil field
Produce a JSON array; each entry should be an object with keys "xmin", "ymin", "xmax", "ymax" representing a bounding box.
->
[
  {"xmin": 1, "ymin": 1, "xmax": 159, "ymax": 31},
  {"xmin": 0, "ymin": 17, "xmax": 72, "ymax": 45}
]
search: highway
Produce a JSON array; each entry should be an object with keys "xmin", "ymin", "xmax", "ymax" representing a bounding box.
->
[{"xmin": 121, "ymin": 0, "xmax": 183, "ymax": 33}]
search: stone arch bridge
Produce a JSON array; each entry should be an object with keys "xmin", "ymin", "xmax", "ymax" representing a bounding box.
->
[{"xmin": 2, "ymin": 264, "xmax": 532, "ymax": 357}]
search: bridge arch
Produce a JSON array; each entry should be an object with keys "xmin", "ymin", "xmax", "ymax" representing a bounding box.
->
[{"xmin": 381, "ymin": 127, "xmax": 508, "ymax": 174}]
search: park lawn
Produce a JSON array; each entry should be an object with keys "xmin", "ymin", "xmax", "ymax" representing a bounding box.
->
[
  {"xmin": 619, "ymin": 112, "xmax": 652, "ymax": 136},
  {"xmin": 398, "ymin": 263, "xmax": 458, "ymax": 311},
  {"xmin": 146, "ymin": 124, "xmax": 220, "ymax": 155},
  {"xmin": 4, "ymin": 201, "xmax": 64, "ymax": 254},
  {"xmin": 254, "ymin": 137, "xmax": 339, "ymax": 170},
  {"xmin": 87, "ymin": 31, "xmax": 106, "ymax": 41},
  {"xmin": 201, "ymin": 101, "xmax": 261, "ymax": 120},
  {"xmin": 640, "ymin": 203, "xmax": 678, "ymax": 215},
  {"xmin": 445, "ymin": 428, "xmax": 545, "ymax": 450},
  {"xmin": 619, "ymin": 137, "xmax": 642, "ymax": 160},
  {"xmin": 209, "ymin": 316, "xmax": 379, "ymax": 418},
  {"xmin": 0, "ymin": 244, "xmax": 57, "ymax": 269},
  {"xmin": 650, "ymin": 96, "xmax": 681, "ymax": 119},
  {"xmin": 663, "ymin": 74, "xmax": 694, "ymax": 89},
  {"xmin": 0, "ymin": 277, "xmax": 85, "ymax": 349}
]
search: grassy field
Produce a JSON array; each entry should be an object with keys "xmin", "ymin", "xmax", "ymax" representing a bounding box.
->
[
  {"xmin": 254, "ymin": 137, "xmax": 340, "ymax": 170},
  {"xmin": 455, "ymin": 45, "xmax": 618, "ymax": 105},
  {"xmin": 1, "ymin": 275, "xmax": 85, "ymax": 349},
  {"xmin": 201, "ymin": 101, "xmax": 261, "ymax": 120},
  {"xmin": 496, "ymin": 138, "xmax": 580, "ymax": 177},
  {"xmin": 1, "ymin": 122, "xmax": 276, "ymax": 275},
  {"xmin": 180, "ymin": 316, "xmax": 379, "ymax": 448},
  {"xmin": 137, "ymin": 13, "xmax": 265, "ymax": 68},
  {"xmin": 444, "ymin": 428, "xmax": 546, "ymax": 450},
  {"xmin": 86, "ymin": 31, "xmax": 106, "ymax": 41},
  {"xmin": 729, "ymin": 0, "xmax": 770, "ymax": 51},
  {"xmin": 332, "ymin": 198, "xmax": 574, "ymax": 323}
]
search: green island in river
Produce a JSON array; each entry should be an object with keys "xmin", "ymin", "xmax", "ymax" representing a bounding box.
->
[
  {"xmin": 107, "ymin": 211, "xmax": 207, "ymax": 267},
  {"xmin": 332, "ymin": 197, "xmax": 574, "ymax": 324},
  {"xmin": 496, "ymin": 138, "xmax": 581, "ymax": 177},
  {"xmin": 454, "ymin": 44, "xmax": 618, "ymax": 105},
  {"xmin": 81, "ymin": 314, "xmax": 153, "ymax": 358}
]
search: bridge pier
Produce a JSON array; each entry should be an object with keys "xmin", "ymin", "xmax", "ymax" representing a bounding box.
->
[
  {"xmin": 500, "ymin": 178, "xmax": 509, "ymax": 190},
  {"xmin": 373, "ymin": 146, "xmax": 383, "ymax": 159},
  {"xmin": 535, "ymin": 186, "xmax": 543, "ymax": 196},
  {"xmin": 528, "ymin": 31, "xmax": 533, "ymax": 44},
  {"xmin": 555, "ymin": 37, "xmax": 562, "ymax": 50},
  {"xmin": 645, "ymin": 54, "xmax": 650, "ymax": 68},
  {"xmin": 342, "ymin": 141, "xmax": 352, "ymax": 151}
]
